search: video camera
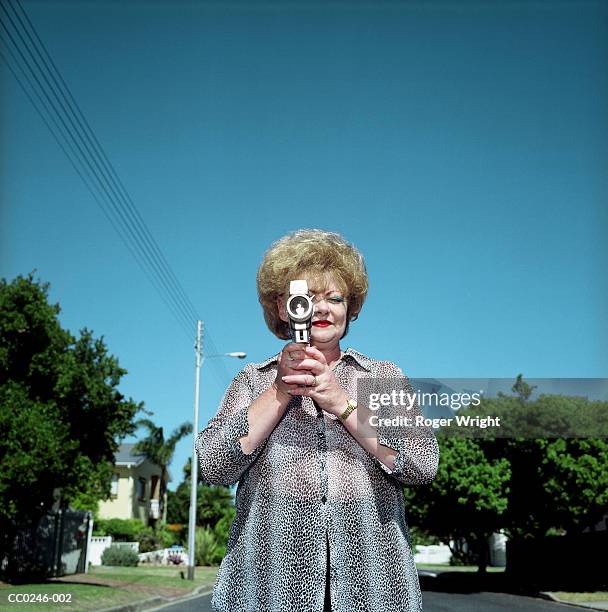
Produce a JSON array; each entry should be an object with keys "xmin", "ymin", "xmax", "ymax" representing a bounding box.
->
[{"xmin": 286, "ymin": 280, "xmax": 313, "ymax": 344}]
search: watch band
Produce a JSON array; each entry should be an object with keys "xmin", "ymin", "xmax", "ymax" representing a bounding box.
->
[{"xmin": 340, "ymin": 398, "xmax": 358, "ymax": 422}]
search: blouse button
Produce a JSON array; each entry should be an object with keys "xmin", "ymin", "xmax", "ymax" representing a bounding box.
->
[{"xmin": 321, "ymin": 495, "xmax": 327, "ymax": 504}]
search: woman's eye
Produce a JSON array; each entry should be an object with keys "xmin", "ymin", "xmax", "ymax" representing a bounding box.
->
[{"xmin": 328, "ymin": 296, "xmax": 345, "ymax": 304}]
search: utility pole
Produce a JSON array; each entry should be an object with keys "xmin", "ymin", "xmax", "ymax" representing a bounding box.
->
[{"xmin": 187, "ymin": 320, "xmax": 203, "ymax": 580}]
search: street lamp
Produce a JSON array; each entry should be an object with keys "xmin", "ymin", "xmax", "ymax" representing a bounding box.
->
[{"xmin": 187, "ymin": 320, "xmax": 246, "ymax": 580}]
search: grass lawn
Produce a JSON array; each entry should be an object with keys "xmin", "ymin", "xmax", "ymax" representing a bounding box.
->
[
  {"xmin": 0, "ymin": 565, "xmax": 218, "ymax": 611},
  {"xmin": 551, "ymin": 591, "xmax": 608, "ymax": 603}
]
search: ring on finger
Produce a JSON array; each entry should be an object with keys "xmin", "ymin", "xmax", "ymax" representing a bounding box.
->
[
  {"xmin": 311, "ymin": 376, "xmax": 317, "ymax": 387},
  {"xmin": 287, "ymin": 352, "xmax": 295, "ymax": 361}
]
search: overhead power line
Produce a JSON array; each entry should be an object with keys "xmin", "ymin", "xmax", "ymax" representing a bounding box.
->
[{"xmin": 0, "ymin": 0, "xmax": 231, "ymax": 385}]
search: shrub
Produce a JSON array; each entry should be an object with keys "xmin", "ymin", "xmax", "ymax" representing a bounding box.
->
[
  {"xmin": 409, "ymin": 526, "xmax": 441, "ymax": 549},
  {"xmin": 101, "ymin": 544, "xmax": 139, "ymax": 567},
  {"xmin": 137, "ymin": 527, "xmax": 156, "ymax": 554},
  {"xmin": 212, "ymin": 514, "xmax": 233, "ymax": 558},
  {"xmin": 195, "ymin": 526, "xmax": 224, "ymax": 566},
  {"xmin": 159, "ymin": 526, "xmax": 178, "ymax": 549},
  {"xmin": 137, "ymin": 526, "xmax": 177, "ymax": 553},
  {"xmin": 166, "ymin": 523, "xmax": 186, "ymax": 545},
  {"xmin": 93, "ymin": 518, "xmax": 146, "ymax": 542}
]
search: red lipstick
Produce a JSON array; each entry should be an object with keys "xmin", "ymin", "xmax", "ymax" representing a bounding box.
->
[{"xmin": 313, "ymin": 320, "xmax": 331, "ymax": 327}]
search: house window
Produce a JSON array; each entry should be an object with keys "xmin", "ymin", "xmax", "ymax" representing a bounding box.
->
[
  {"xmin": 110, "ymin": 473, "xmax": 119, "ymax": 497},
  {"xmin": 137, "ymin": 477, "xmax": 146, "ymax": 502}
]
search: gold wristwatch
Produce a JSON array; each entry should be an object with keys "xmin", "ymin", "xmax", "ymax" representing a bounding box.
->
[{"xmin": 339, "ymin": 398, "xmax": 358, "ymax": 422}]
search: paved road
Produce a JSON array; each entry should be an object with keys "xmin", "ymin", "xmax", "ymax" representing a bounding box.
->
[
  {"xmin": 154, "ymin": 589, "xmax": 594, "ymax": 612},
  {"xmin": 423, "ymin": 590, "xmax": 591, "ymax": 611},
  {"xmin": 152, "ymin": 591, "xmax": 213, "ymax": 612}
]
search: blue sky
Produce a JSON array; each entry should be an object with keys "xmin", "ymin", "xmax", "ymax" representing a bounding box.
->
[{"xmin": 1, "ymin": 0, "xmax": 607, "ymax": 489}]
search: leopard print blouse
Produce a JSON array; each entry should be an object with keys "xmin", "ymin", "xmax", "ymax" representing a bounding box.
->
[{"xmin": 196, "ymin": 348, "xmax": 439, "ymax": 612}]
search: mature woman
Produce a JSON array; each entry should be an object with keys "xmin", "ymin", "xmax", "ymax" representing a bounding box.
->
[{"xmin": 196, "ymin": 229, "xmax": 439, "ymax": 612}]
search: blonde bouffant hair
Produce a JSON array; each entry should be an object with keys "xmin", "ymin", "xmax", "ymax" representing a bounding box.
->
[{"xmin": 256, "ymin": 229, "xmax": 368, "ymax": 340}]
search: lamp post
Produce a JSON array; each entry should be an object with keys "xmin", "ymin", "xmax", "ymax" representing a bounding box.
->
[{"xmin": 187, "ymin": 320, "xmax": 246, "ymax": 580}]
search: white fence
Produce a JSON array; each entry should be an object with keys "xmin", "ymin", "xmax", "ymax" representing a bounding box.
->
[
  {"xmin": 414, "ymin": 543, "xmax": 452, "ymax": 564},
  {"xmin": 414, "ymin": 533, "xmax": 507, "ymax": 567},
  {"xmin": 139, "ymin": 546, "xmax": 187, "ymax": 565},
  {"xmin": 90, "ymin": 536, "xmax": 184, "ymax": 567},
  {"xmin": 89, "ymin": 536, "xmax": 112, "ymax": 566},
  {"xmin": 88, "ymin": 538, "xmax": 140, "ymax": 566}
]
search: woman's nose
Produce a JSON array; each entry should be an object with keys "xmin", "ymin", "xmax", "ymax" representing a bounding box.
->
[{"xmin": 314, "ymin": 300, "xmax": 329, "ymax": 315}]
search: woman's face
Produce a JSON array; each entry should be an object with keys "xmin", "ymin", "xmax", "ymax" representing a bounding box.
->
[{"xmin": 278, "ymin": 273, "xmax": 348, "ymax": 350}]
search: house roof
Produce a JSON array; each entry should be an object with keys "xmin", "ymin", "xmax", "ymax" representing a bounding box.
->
[
  {"xmin": 115, "ymin": 443, "xmax": 145, "ymax": 467},
  {"xmin": 115, "ymin": 443, "xmax": 173, "ymax": 482}
]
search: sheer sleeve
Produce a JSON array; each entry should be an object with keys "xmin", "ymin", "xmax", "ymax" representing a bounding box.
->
[
  {"xmin": 371, "ymin": 363, "xmax": 440, "ymax": 486},
  {"xmin": 195, "ymin": 367, "xmax": 267, "ymax": 486}
]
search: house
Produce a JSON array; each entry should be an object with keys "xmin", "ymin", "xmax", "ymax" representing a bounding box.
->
[{"xmin": 97, "ymin": 443, "xmax": 171, "ymax": 526}]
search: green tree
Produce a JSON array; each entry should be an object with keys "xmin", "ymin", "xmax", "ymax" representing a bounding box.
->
[
  {"xmin": 476, "ymin": 391, "xmax": 608, "ymax": 539},
  {"xmin": 404, "ymin": 436, "xmax": 510, "ymax": 573},
  {"xmin": 0, "ymin": 273, "xmax": 141, "ymax": 569},
  {"xmin": 406, "ymin": 378, "xmax": 608, "ymax": 573},
  {"xmin": 510, "ymin": 373, "xmax": 537, "ymax": 403},
  {"xmin": 167, "ymin": 460, "xmax": 235, "ymax": 530},
  {"xmin": 500, "ymin": 436, "xmax": 608, "ymax": 540},
  {"xmin": 132, "ymin": 419, "xmax": 192, "ymax": 524},
  {"xmin": 166, "ymin": 460, "xmax": 235, "ymax": 561}
]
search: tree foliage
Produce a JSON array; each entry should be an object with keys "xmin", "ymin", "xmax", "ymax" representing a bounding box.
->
[
  {"xmin": 501, "ymin": 436, "xmax": 608, "ymax": 539},
  {"xmin": 0, "ymin": 274, "xmax": 141, "ymax": 563},
  {"xmin": 404, "ymin": 436, "xmax": 510, "ymax": 572},
  {"xmin": 166, "ymin": 460, "xmax": 235, "ymax": 535},
  {"xmin": 132, "ymin": 418, "xmax": 192, "ymax": 523},
  {"xmin": 406, "ymin": 379, "xmax": 608, "ymax": 571},
  {"xmin": 166, "ymin": 460, "xmax": 235, "ymax": 564}
]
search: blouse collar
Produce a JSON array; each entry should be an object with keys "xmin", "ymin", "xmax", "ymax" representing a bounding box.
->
[{"xmin": 252, "ymin": 347, "xmax": 372, "ymax": 373}]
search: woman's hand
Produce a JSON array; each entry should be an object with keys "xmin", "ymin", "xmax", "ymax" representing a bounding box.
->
[
  {"xmin": 280, "ymin": 345, "xmax": 349, "ymax": 416},
  {"xmin": 273, "ymin": 343, "xmax": 309, "ymax": 400}
]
